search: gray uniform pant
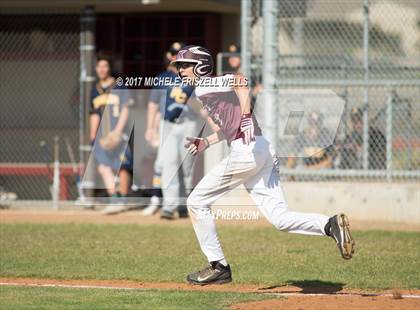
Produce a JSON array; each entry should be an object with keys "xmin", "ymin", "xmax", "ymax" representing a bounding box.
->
[{"xmin": 155, "ymin": 119, "xmax": 200, "ymax": 213}]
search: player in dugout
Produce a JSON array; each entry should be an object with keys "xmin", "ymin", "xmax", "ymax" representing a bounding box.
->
[
  {"xmin": 287, "ymin": 112, "xmax": 334, "ymax": 172},
  {"xmin": 90, "ymin": 56, "xmax": 134, "ymax": 215},
  {"xmin": 144, "ymin": 42, "xmax": 200, "ymax": 219}
]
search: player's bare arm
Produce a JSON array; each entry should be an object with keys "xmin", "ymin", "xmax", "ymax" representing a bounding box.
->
[
  {"xmin": 89, "ymin": 113, "xmax": 100, "ymax": 142},
  {"xmin": 185, "ymin": 95, "xmax": 204, "ymax": 115},
  {"xmin": 145, "ymin": 100, "xmax": 159, "ymax": 142},
  {"xmin": 183, "ymin": 92, "xmax": 225, "ymax": 155},
  {"xmin": 154, "ymin": 111, "xmax": 161, "ymax": 131},
  {"xmin": 114, "ymin": 105, "xmax": 129, "ymax": 134},
  {"xmin": 234, "ymin": 73, "xmax": 255, "ymax": 145},
  {"xmin": 188, "ymin": 98, "xmax": 220, "ymax": 134},
  {"xmin": 233, "ymin": 73, "xmax": 251, "ymax": 114}
]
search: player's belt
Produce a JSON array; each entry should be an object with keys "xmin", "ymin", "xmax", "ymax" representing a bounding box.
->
[{"xmin": 166, "ymin": 116, "xmax": 193, "ymax": 124}]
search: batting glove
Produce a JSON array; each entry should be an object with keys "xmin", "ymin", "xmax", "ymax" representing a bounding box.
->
[
  {"xmin": 240, "ymin": 113, "xmax": 255, "ymax": 145},
  {"xmin": 184, "ymin": 137, "xmax": 210, "ymax": 156}
]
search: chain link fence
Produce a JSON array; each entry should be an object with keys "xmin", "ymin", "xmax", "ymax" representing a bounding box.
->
[
  {"xmin": 240, "ymin": 0, "xmax": 420, "ymax": 182},
  {"xmin": 1, "ymin": 2, "xmax": 419, "ymax": 203},
  {"xmin": 0, "ymin": 13, "xmax": 80, "ymax": 201}
]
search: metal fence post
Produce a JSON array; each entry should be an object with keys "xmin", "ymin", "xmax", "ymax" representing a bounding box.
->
[
  {"xmin": 386, "ymin": 88, "xmax": 393, "ymax": 181},
  {"xmin": 241, "ymin": 0, "xmax": 251, "ymax": 79},
  {"xmin": 262, "ymin": 0, "xmax": 279, "ymax": 150},
  {"xmin": 362, "ymin": 0, "xmax": 370, "ymax": 170},
  {"xmin": 293, "ymin": 17, "xmax": 304, "ymax": 65},
  {"xmin": 80, "ymin": 6, "xmax": 96, "ymax": 201}
]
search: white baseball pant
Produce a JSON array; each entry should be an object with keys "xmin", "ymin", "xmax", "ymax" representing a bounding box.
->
[{"xmin": 187, "ymin": 135, "xmax": 329, "ymax": 262}]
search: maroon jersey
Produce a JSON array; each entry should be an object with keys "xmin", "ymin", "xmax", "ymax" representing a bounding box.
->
[{"xmin": 194, "ymin": 74, "xmax": 261, "ymax": 145}]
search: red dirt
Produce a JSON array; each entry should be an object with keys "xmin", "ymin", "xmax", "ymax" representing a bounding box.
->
[
  {"xmin": 1, "ymin": 278, "xmax": 419, "ymax": 310},
  {"xmin": 1, "ymin": 277, "xmax": 419, "ymax": 295},
  {"xmin": 231, "ymin": 295, "xmax": 420, "ymax": 310},
  {"xmin": 1, "ymin": 209, "xmax": 419, "ymax": 231}
]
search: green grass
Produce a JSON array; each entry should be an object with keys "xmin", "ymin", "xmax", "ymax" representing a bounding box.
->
[
  {"xmin": 0, "ymin": 224, "xmax": 419, "ymax": 289},
  {"xmin": 0, "ymin": 286, "xmax": 275, "ymax": 310}
]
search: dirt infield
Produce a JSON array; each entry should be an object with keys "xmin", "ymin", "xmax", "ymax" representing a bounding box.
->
[
  {"xmin": 232, "ymin": 295, "xmax": 420, "ymax": 310},
  {"xmin": 1, "ymin": 277, "xmax": 419, "ymax": 310},
  {"xmin": 1, "ymin": 208, "xmax": 419, "ymax": 231}
]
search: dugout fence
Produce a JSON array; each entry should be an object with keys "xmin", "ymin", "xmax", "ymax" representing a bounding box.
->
[
  {"xmin": 1, "ymin": 0, "xmax": 419, "ymax": 203},
  {"xmin": 240, "ymin": 0, "xmax": 419, "ymax": 182}
]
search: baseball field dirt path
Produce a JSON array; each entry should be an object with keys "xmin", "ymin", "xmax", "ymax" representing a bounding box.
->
[
  {"xmin": 1, "ymin": 208, "xmax": 419, "ymax": 231},
  {"xmin": 0, "ymin": 277, "xmax": 419, "ymax": 310},
  {"xmin": 231, "ymin": 295, "xmax": 420, "ymax": 310}
]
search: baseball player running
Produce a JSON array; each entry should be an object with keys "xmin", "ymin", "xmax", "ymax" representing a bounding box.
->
[{"xmin": 171, "ymin": 45, "xmax": 356, "ymax": 285}]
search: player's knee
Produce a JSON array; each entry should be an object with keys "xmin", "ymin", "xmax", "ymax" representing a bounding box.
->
[
  {"xmin": 186, "ymin": 195, "xmax": 197, "ymax": 211},
  {"xmin": 97, "ymin": 164, "xmax": 110, "ymax": 174},
  {"xmin": 186, "ymin": 193, "xmax": 205, "ymax": 212}
]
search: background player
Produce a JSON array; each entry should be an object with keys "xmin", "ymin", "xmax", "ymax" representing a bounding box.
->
[
  {"xmin": 171, "ymin": 45, "xmax": 356, "ymax": 285},
  {"xmin": 90, "ymin": 57, "xmax": 133, "ymax": 214},
  {"xmin": 144, "ymin": 42, "xmax": 200, "ymax": 219},
  {"xmin": 338, "ymin": 107, "xmax": 386, "ymax": 170},
  {"xmin": 287, "ymin": 112, "xmax": 334, "ymax": 172}
]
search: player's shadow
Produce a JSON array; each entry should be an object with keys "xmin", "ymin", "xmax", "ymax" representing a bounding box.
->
[{"xmin": 258, "ymin": 279, "xmax": 345, "ymax": 294}]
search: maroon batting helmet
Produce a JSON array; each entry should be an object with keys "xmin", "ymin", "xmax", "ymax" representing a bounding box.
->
[{"xmin": 171, "ymin": 45, "xmax": 214, "ymax": 77}]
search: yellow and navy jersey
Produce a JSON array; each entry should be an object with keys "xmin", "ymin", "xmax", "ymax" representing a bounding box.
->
[
  {"xmin": 89, "ymin": 79, "xmax": 132, "ymax": 135},
  {"xmin": 149, "ymin": 70, "xmax": 195, "ymax": 122}
]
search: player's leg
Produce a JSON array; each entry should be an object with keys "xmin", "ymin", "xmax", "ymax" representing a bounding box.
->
[
  {"xmin": 186, "ymin": 150, "xmax": 261, "ymax": 285},
  {"xmin": 97, "ymin": 163, "xmax": 128, "ymax": 215},
  {"xmin": 186, "ymin": 157, "xmax": 235, "ymax": 284},
  {"xmin": 97, "ymin": 164, "xmax": 116, "ymax": 196},
  {"xmin": 178, "ymin": 120, "xmax": 200, "ymax": 217},
  {"xmin": 244, "ymin": 140, "xmax": 355, "ymax": 259},
  {"xmin": 160, "ymin": 123, "xmax": 182, "ymax": 219},
  {"xmin": 142, "ymin": 145, "xmax": 163, "ymax": 216},
  {"xmin": 245, "ymin": 160, "xmax": 329, "ymax": 236},
  {"xmin": 93, "ymin": 146, "xmax": 117, "ymax": 196},
  {"xmin": 119, "ymin": 147, "xmax": 133, "ymax": 197},
  {"xmin": 118, "ymin": 169, "xmax": 130, "ymax": 196}
]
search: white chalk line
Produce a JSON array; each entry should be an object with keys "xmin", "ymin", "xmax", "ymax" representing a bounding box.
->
[{"xmin": 1, "ymin": 282, "xmax": 420, "ymax": 299}]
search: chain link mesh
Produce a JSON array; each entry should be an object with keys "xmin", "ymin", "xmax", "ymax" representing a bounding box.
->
[
  {"xmin": 243, "ymin": 0, "xmax": 419, "ymax": 182},
  {"xmin": 0, "ymin": 13, "xmax": 80, "ymax": 200},
  {"xmin": 1, "ymin": 2, "xmax": 419, "ymax": 202}
]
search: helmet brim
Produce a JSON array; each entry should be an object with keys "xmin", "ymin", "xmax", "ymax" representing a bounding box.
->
[{"xmin": 170, "ymin": 59, "xmax": 198, "ymax": 66}]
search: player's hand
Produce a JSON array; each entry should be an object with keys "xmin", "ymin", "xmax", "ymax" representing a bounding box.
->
[
  {"xmin": 240, "ymin": 113, "xmax": 255, "ymax": 145},
  {"xmin": 184, "ymin": 137, "xmax": 209, "ymax": 155},
  {"xmin": 144, "ymin": 128, "xmax": 155, "ymax": 143}
]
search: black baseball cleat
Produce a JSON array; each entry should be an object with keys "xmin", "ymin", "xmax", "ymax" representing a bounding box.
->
[
  {"xmin": 187, "ymin": 262, "xmax": 232, "ymax": 285},
  {"xmin": 326, "ymin": 213, "xmax": 355, "ymax": 260}
]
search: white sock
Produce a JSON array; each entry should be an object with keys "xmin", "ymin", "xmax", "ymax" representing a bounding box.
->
[{"xmin": 218, "ymin": 258, "xmax": 228, "ymax": 267}]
